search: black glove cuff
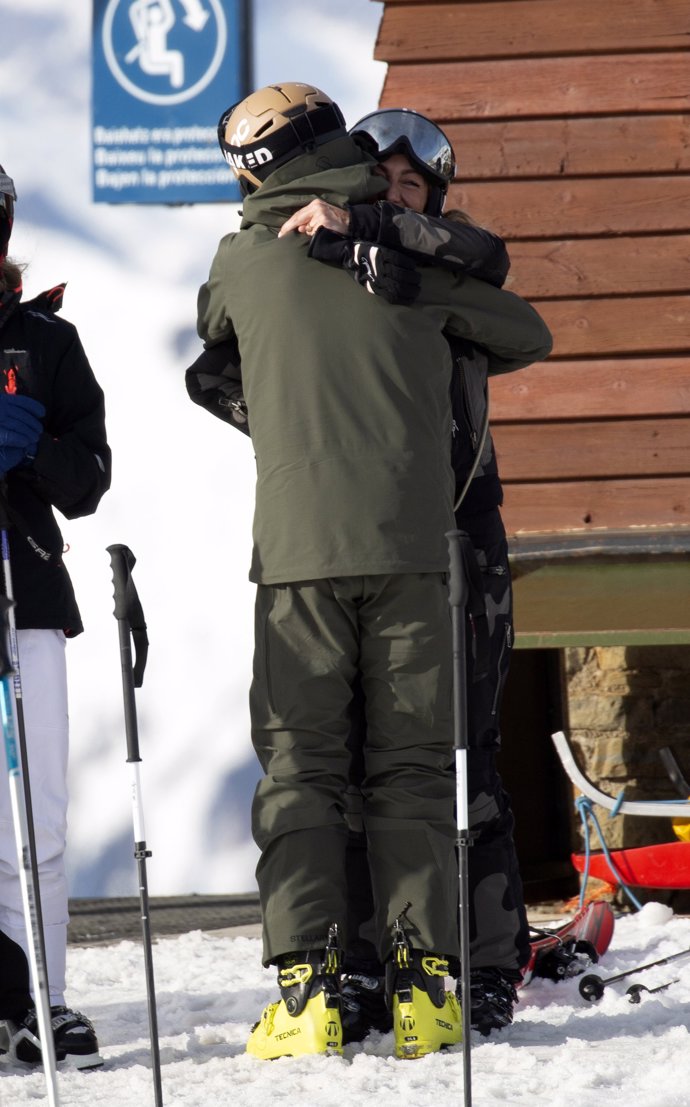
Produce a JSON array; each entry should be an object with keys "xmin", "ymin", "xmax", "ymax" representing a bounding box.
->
[
  {"xmin": 347, "ymin": 204, "xmax": 383, "ymax": 243},
  {"xmin": 307, "ymin": 228, "xmax": 351, "ymax": 266}
]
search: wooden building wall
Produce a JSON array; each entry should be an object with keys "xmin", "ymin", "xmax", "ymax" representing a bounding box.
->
[{"xmin": 375, "ymin": 0, "xmax": 690, "ymax": 536}]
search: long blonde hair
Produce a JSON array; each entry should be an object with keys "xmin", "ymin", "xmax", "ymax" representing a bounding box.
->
[{"xmin": 443, "ymin": 207, "xmax": 480, "ymax": 228}]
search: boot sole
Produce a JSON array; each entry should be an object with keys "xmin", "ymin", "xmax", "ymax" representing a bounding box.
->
[
  {"xmin": 0, "ymin": 1048, "xmax": 104, "ymax": 1071},
  {"xmin": 397, "ymin": 1040, "xmax": 458, "ymax": 1059}
]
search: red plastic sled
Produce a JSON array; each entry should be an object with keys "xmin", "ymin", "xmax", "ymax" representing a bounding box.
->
[{"xmin": 572, "ymin": 841, "xmax": 690, "ymax": 888}]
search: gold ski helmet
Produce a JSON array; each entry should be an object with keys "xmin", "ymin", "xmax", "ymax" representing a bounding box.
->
[{"xmin": 217, "ymin": 83, "xmax": 346, "ymax": 196}]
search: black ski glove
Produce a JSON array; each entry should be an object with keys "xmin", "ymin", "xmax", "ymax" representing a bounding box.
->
[
  {"xmin": 308, "ymin": 228, "xmax": 421, "ymax": 305},
  {"xmin": 349, "ymin": 201, "xmax": 510, "ymax": 289}
]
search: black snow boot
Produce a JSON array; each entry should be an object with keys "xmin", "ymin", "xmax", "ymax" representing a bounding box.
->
[
  {"xmin": 341, "ymin": 968, "xmax": 393, "ymax": 1043},
  {"xmin": 0, "ymin": 1004, "xmax": 102, "ymax": 1068},
  {"xmin": 465, "ymin": 967, "xmax": 520, "ymax": 1036}
]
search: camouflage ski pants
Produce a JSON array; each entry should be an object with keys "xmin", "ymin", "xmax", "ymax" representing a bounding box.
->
[{"xmin": 346, "ymin": 509, "xmax": 530, "ymax": 974}]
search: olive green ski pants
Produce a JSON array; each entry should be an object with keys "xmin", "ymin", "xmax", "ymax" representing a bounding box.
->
[{"xmin": 249, "ymin": 573, "xmax": 460, "ymax": 966}]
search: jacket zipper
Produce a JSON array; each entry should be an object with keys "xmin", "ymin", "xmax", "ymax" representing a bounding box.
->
[
  {"xmin": 484, "ymin": 564, "xmax": 506, "ymax": 577},
  {"xmin": 491, "ymin": 622, "xmax": 512, "ymax": 716},
  {"xmin": 456, "ymin": 358, "xmax": 478, "ymax": 450}
]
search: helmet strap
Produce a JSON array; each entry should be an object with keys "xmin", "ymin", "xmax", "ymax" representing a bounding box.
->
[
  {"xmin": 220, "ymin": 102, "xmax": 346, "ymax": 191},
  {"xmin": 425, "ymin": 185, "xmax": 445, "ymax": 218}
]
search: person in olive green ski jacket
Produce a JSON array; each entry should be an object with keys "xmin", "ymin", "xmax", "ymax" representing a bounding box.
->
[
  {"xmin": 195, "ymin": 83, "xmax": 552, "ymax": 1061},
  {"xmin": 199, "ymin": 176, "xmax": 550, "ymax": 589}
]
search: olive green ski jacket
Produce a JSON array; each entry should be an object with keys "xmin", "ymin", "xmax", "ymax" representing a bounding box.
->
[{"xmin": 197, "ymin": 137, "xmax": 552, "ymax": 585}]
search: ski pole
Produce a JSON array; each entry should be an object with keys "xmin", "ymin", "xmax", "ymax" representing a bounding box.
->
[
  {"xmin": 579, "ymin": 945, "xmax": 690, "ymax": 1002},
  {"xmin": 107, "ymin": 544, "xmax": 163, "ymax": 1107},
  {"xmin": 447, "ymin": 529, "xmax": 474, "ymax": 1107},
  {"xmin": 626, "ymin": 979, "xmax": 679, "ymax": 1004},
  {"xmin": 0, "ymin": 501, "xmax": 59, "ymax": 1102}
]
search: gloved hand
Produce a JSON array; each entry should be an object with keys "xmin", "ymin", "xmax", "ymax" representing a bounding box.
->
[
  {"xmin": 308, "ymin": 228, "xmax": 421, "ymax": 305},
  {"xmin": 0, "ymin": 392, "xmax": 46, "ymax": 474}
]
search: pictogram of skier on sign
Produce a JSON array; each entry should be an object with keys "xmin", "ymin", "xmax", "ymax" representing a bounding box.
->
[
  {"xmin": 124, "ymin": 0, "xmax": 210, "ymax": 90},
  {"xmin": 125, "ymin": 0, "xmax": 185, "ymax": 88}
]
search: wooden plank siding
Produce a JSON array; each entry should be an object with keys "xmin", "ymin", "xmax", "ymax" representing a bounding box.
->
[
  {"xmin": 379, "ymin": 55, "xmax": 690, "ymax": 119},
  {"xmin": 442, "ymin": 117, "xmax": 690, "ymax": 180},
  {"xmin": 490, "ymin": 359, "xmax": 690, "ymax": 421},
  {"xmin": 446, "ymin": 178, "xmax": 690, "ymax": 239},
  {"xmin": 535, "ymin": 296, "xmax": 690, "ymax": 357},
  {"xmin": 505, "ymin": 237, "xmax": 690, "ymax": 300},
  {"xmin": 500, "ymin": 479, "xmax": 689, "ymax": 534},
  {"xmin": 377, "ymin": 1, "xmax": 690, "ymax": 60},
  {"xmin": 374, "ymin": 0, "xmax": 690, "ymax": 540},
  {"xmin": 493, "ymin": 419, "xmax": 690, "ymax": 481}
]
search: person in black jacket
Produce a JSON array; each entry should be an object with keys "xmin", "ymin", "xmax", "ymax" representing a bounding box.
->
[{"xmin": 0, "ymin": 165, "xmax": 110, "ymax": 1068}]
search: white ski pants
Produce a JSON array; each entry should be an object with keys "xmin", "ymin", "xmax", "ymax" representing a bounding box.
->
[{"xmin": 0, "ymin": 629, "xmax": 69, "ymax": 1006}]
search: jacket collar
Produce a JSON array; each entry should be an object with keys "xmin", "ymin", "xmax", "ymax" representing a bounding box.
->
[
  {"xmin": 240, "ymin": 136, "xmax": 387, "ymax": 230},
  {"xmin": 1, "ymin": 281, "xmax": 66, "ymax": 337}
]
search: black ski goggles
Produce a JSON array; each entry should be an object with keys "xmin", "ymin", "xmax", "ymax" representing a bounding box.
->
[
  {"xmin": 349, "ymin": 109, "xmax": 455, "ymax": 187},
  {"xmin": 0, "ymin": 171, "xmax": 15, "ymax": 221}
]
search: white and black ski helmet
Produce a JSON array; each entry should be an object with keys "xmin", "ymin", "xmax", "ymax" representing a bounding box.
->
[
  {"xmin": 217, "ymin": 82, "xmax": 347, "ymax": 196},
  {"xmin": 0, "ymin": 165, "xmax": 16, "ymax": 264},
  {"xmin": 349, "ymin": 108, "xmax": 456, "ymax": 217}
]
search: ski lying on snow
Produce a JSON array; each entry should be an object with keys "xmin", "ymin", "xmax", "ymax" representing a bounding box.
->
[{"xmin": 521, "ymin": 901, "xmax": 615, "ymax": 988}]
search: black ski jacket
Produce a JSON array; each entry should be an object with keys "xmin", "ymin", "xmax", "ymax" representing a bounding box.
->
[
  {"xmin": 345, "ymin": 203, "xmax": 506, "ymax": 516},
  {"xmin": 0, "ymin": 285, "xmax": 111, "ymax": 634}
]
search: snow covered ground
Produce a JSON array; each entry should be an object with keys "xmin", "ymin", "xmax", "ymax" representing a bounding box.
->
[{"xmin": 4, "ymin": 902, "xmax": 690, "ymax": 1106}]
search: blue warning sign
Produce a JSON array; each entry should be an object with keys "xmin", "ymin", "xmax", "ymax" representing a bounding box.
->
[{"xmin": 92, "ymin": 0, "xmax": 247, "ymax": 203}]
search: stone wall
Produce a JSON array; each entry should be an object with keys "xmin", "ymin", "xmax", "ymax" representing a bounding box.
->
[{"xmin": 564, "ymin": 645, "xmax": 690, "ymax": 906}]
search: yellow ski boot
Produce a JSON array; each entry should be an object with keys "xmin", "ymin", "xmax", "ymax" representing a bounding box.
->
[
  {"xmin": 387, "ymin": 918, "xmax": 462, "ymax": 1060},
  {"xmin": 247, "ymin": 930, "xmax": 342, "ymax": 1060}
]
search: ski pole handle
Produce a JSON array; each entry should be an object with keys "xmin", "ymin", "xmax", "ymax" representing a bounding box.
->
[
  {"xmin": 107, "ymin": 544, "xmax": 149, "ymax": 688},
  {"xmin": 108, "ymin": 543, "xmax": 136, "ymax": 623}
]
